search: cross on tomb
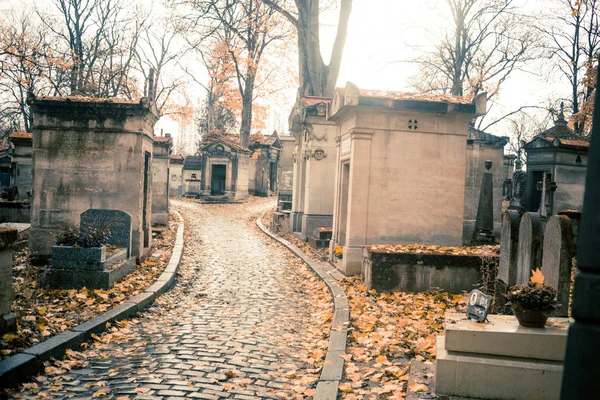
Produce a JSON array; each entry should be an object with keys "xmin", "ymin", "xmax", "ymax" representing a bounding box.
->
[{"xmin": 536, "ymin": 172, "xmax": 557, "ymax": 218}]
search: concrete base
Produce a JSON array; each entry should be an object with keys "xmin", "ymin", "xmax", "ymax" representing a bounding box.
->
[
  {"xmin": 45, "ymin": 258, "xmax": 136, "ymax": 290},
  {"xmin": 337, "ymin": 245, "xmax": 363, "ymax": 275},
  {"xmin": 435, "ymin": 313, "xmax": 569, "ymax": 400},
  {"xmin": 0, "ymin": 223, "xmax": 30, "ymax": 250},
  {"xmin": 300, "ymin": 214, "xmax": 332, "ymax": 240},
  {"xmin": 151, "ymin": 212, "xmax": 169, "ymax": 226}
]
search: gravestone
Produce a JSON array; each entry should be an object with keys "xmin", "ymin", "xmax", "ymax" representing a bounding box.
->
[
  {"xmin": 471, "ymin": 160, "xmax": 496, "ymax": 245},
  {"xmin": 80, "ymin": 209, "xmax": 132, "ymax": 258},
  {"xmin": 516, "ymin": 212, "xmax": 543, "ymax": 285},
  {"xmin": 541, "ymin": 215, "xmax": 574, "ymax": 317},
  {"xmin": 494, "ymin": 210, "xmax": 520, "ymax": 313}
]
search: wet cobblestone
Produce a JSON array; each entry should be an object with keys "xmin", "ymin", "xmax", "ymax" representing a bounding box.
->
[{"xmin": 13, "ymin": 198, "xmax": 331, "ymax": 399}]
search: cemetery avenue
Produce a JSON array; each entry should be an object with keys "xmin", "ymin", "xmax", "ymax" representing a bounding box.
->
[{"xmin": 9, "ymin": 198, "xmax": 333, "ymax": 399}]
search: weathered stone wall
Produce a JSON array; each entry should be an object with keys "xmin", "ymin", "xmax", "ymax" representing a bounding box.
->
[
  {"xmin": 183, "ymin": 169, "xmax": 201, "ymax": 195},
  {"xmin": 463, "ymin": 142, "xmax": 505, "ymax": 243},
  {"xmin": 553, "ymin": 152, "xmax": 587, "ymax": 213},
  {"xmin": 168, "ymin": 162, "xmax": 183, "ymax": 196},
  {"xmin": 278, "ymin": 135, "xmax": 295, "ymax": 191},
  {"xmin": 248, "ymin": 161, "xmax": 257, "ymax": 194},
  {"xmin": 151, "ymin": 149, "xmax": 169, "ymax": 225},
  {"xmin": 234, "ymin": 153, "xmax": 250, "ymax": 202},
  {"xmin": 28, "ymin": 97, "xmax": 158, "ymax": 262},
  {"xmin": 12, "ymin": 138, "xmax": 33, "ymax": 196}
]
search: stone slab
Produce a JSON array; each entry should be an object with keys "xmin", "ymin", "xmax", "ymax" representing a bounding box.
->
[
  {"xmin": 0, "ymin": 313, "xmax": 16, "ymax": 334},
  {"xmin": 516, "ymin": 212, "xmax": 543, "ymax": 285},
  {"xmin": 72, "ymin": 302, "xmax": 138, "ymax": 339},
  {"xmin": 444, "ymin": 313, "xmax": 569, "ymax": 362},
  {"xmin": 129, "ymin": 291, "xmax": 156, "ymax": 312},
  {"xmin": 314, "ymin": 381, "xmax": 339, "ymax": 400},
  {"xmin": 0, "ymin": 353, "xmax": 38, "ymax": 388},
  {"xmin": 435, "ymin": 336, "xmax": 562, "ymax": 400},
  {"xmin": 45, "ymin": 257, "xmax": 136, "ymax": 289},
  {"xmin": 319, "ymin": 351, "xmax": 344, "ymax": 381},
  {"xmin": 23, "ymin": 330, "xmax": 84, "ymax": 364},
  {"xmin": 498, "ymin": 210, "xmax": 519, "ymax": 286}
]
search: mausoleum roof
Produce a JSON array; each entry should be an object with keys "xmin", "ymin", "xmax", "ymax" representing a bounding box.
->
[
  {"xmin": 201, "ymin": 136, "xmax": 251, "ymax": 153},
  {"xmin": 8, "ymin": 132, "xmax": 32, "ymax": 140},
  {"xmin": 153, "ymin": 135, "xmax": 173, "ymax": 144},
  {"xmin": 357, "ymin": 89, "xmax": 473, "ymax": 105},
  {"xmin": 183, "ymin": 155, "xmax": 202, "ymax": 170},
  {"xmin": 468, "ymin": 127, "xmax": 508, "ymax": 147},
  {"xmin": 537, "ymin": 106, "xmax": 579, "ymax": 140},
  {"xmin": 524, "ymin": 136, "xmax": 589, "ymax": 152}
]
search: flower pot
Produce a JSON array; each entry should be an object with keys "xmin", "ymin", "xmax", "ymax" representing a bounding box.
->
[{"xmin": 513, "ymin": 308, "xmax": 551, "ymax": 328}]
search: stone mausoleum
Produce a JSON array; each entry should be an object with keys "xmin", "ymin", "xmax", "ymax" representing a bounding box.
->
[
  {"xmin": 523, "ymin": 108, "xmax": 588, "ymax": 214},
  {"xmin": 199, "ymin": 138, "xmax": 249, "ymax": 202},
  {"xmin": 289, "ymin": 95, "xmax": 337, "ymax": 238},
  {"xmin": 152, "ymin": 134, "xmax": 172, "ymax": 225},
  {"xmin": 8, "ymin": 132, "xmax": 33, "ymax": 196},
  {"xmin": 169, "ymin": 153, "xmax": 184, "ymax": 196},
  {"xmin": 328, "ymin": 83, "xmax": 487, "ymax": 274},
  {"xmin": 248, "ymin": 132, "xmax": 282, "ymax": 197},
  {"xmin": 27, "ymin": 95, "xmax": 158, "ymax": 263},
  {"xmin": 182, "ymin": 155, "xmax": 202, "ymax": 196}
]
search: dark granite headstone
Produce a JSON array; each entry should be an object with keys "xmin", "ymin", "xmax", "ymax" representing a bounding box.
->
[
  {"xmin": 471, "ymin": 160, "xmax": 495, "ymax": 245},
  {"xmin": 541, "ymin": 215, "xmax": 574, "ymax": 317},
  {"xmin": 516, "ymin": 212, "xmax": 543, "ymax": 285},
  {"xmin": 467, "ymin": 290, "xmax": 492, "ymax": 322},
  {"xmin": 80, "ymin": 209, "xmax": 132, "ymax": 257}
]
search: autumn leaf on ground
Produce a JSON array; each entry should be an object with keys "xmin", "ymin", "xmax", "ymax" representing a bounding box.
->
[
  {"xmin": 409, "ymin": 383, "xmax": 428, "ymax": 393},
  {"xmin": 92, "ymin": 388, "xmax": 108, "ymax": 397}
]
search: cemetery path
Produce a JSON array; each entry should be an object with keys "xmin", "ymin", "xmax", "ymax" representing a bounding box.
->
[{"xmin": 15, "ymin": 198, "xmax": 332, "ymax": 400}]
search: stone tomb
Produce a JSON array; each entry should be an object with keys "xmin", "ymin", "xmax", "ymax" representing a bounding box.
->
[
  {"xmin": 47, "ymin": 209, "xmax": 136, "ymax": 289},
  {"xmin": 435, "ymin": 313, "xmax": 568, "ymax": 400},
  {"xmin": 494, "ymin": 210, "xmax": 520, "ymax": 312},
  {"xmin": 541, "ymin": 215, "xmax": 574, "ymax": 317},
  {"xmin": 328, "ymin": 82, "xmax": 487, "ymax": 274},
  {"xmin": 516, "ymin": 212, "xmax": 543, "ymax": 284},
  {"xmin": 248, "ymin": 132, "xmax": 282, "ymax": 197},
  {"xmin": 27, "ymin": 95, "xmax": 158, "ymax": 263},
  {"xmin": 0, "ymin": 228, "xmax": 18, "ymax": 334},
  {"xmin": 199, "ymin": 138, "xmax": 250, "ymax": 203},
  {"xmin": 288, "ymin": 95, "xmax": 337, "ymax": 239},
  {"xmin": 152, "ymin": 135, "xmax": 172, "ymax": 225}
]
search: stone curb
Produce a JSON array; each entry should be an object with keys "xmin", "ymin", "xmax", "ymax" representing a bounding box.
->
[
  {"xmin": 0, "ymin": 211, "xmax": 185, "ymax": 388},
  {"xmin": 256, "ymin": 217, "xmax": 349, "ymax": 400}
]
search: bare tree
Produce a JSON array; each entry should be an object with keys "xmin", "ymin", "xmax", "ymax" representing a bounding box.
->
[
  {"xmin": 539, "ymin": 0, "xmax": 600, "ymax": 136},
  {"xmin": 261, "ymin": 0, "xmax": 352, "ymax": 97},
  {"xmin": 190, "ymin": 0, "xmax": 291, "ymax": 147},
  {"xmin": 411, "ymin": 0, "xmax": 537, "ymax": 100}
]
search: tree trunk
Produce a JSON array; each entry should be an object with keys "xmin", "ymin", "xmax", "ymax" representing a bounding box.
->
[{"xmin": 240, "ymin": 77, "xmax": 255, "ymax": 148}]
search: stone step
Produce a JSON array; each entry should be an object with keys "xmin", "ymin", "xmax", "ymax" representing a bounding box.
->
[
  {"xmin": 444, "ymin": 313, "xmax": 569, "ymax": 362},
  {"xmin": 435, "ymin": 336, "xmax": 562, "ymax": 400}
]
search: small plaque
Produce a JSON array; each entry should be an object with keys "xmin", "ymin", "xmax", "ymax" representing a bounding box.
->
[
  {"xmin": 467, "ymin": 290, "xmax": 492, "ymax": 323},
  {"xmin": 341, "ymin": 138, "xmax": 351, "ymax": 154}
]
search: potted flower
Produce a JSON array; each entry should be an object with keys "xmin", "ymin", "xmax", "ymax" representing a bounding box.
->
[
  {"xmin": 334, "ymin": 245, "xmax": 344, "ymax": 259},
  {"xmin": 505, "ymin": 268, "xmax": 558, "ymax": 328},
  {"xmin": 52, "ymin": 224, "xmax": 111, "ymax": 270}
]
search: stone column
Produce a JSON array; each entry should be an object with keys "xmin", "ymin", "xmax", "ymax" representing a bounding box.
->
[
  {"xmin": 0, "ymin": 228, "xmax": 18, "ymax": 334},
  {"xmin": 561, "ymin": 64, "xmax": 600, "ymax": 396},
  {"xmin": 471, "ymin": 160, "xmax": 496, "ymax": 244}
]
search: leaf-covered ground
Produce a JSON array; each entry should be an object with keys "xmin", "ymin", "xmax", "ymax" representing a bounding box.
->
[
  {"xmin": 1, "ymin": 214, "xmax": 178, "ymax": 361},
  {"xmin": 265, "ymin": 209, "xmax": 472, "ymax": 399}
]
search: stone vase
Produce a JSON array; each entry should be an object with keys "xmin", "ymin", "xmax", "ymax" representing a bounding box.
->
[{"xmin": 513, "ymin": 307, "xmax": 551, "ymax": 328}]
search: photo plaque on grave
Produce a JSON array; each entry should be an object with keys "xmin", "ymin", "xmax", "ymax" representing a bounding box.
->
[{"xmin": 467, "ymin": 289, "xmax": 492, "ymax": 322}]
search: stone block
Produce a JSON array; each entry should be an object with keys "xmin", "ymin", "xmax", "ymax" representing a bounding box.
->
[
  {"xmin": 363, "ymin": 248, "xmax": 497, "ymax": 293},
  {"xmin": 0, "ymin": 313, "xmax": 16, "ymax": 334},
  {"xmin": 23, "ymin": 330, "xmax": 85, "ymax": 364},
  {"xmin": 0, "ymin": 353, "xmax": 38, "ymax": 388},
  {"xmin": 516, "ymin": 212, "xmax": 543, "ymax": 284},
  {"xmin": 73, "ymin": 301, "xmax": 138, "ymax": 339},
  {"xmin": 308, "ymin": 237, "xmax": 330, "ymax": 249},
  {"xmin": 444, "ymin": 313, "xmax": 568, "ymax": 361},
  {"xmin": 313, "ymin": 227, "xmax": 333, "ymax": 240},
  {"xmin": 541, "ymin": 215, "xmax": 574, "ymax": 317},
  {"xmin": 129, "ymin": 291, "xmax": 156, "ymax": 312},
  {"xmin": 314, "ymin": 381, "xmax": 339, "ymax": 400},
  {"xmin": 45, "ymin": 257, "xmax": 136, "ymax": 289},
  {"xmin": 80, "ymin": 209, "xmax": 132, "ymax": 258},
  {"xmin": 436, "ymin": 336, "xmax": 562, "ymax": 400}
]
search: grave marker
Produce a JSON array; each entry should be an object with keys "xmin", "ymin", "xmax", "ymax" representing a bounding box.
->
[
  {"xmin": 542, "ymin": 215, "xmax": 574, "ymax": 317},
  {"xmin": 467, "ymin": 289, "xmax": 492, "ymax": 322},
  {"xmin": 80, "ymin": 209, "xmax": 132, "ymax": 257},
  {"xmin": 516, "ymin": 212, "xmax": 543, "ymax": 285}
]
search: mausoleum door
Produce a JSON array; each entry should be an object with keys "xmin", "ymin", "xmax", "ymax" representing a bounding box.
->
[{"xmin": 211, "ymin": 164, "xmax": 226, "ymax": 195}]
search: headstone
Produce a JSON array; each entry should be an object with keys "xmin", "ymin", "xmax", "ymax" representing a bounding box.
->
[
  {"xmin": 498, "ymin": 210, "xmax": 520, "ymax": 286},
  {"xmin": 80, "ymin": 209, "xmax": 132, "ymax": 258},
  {"xmin": 516, "ymin": 212, "xmax": 543, "ymax": 285},
  {"xmin": 471, "ymin": 160, "xmax": 496, "ymax": 245},
  {"xmin": 541, "ymin": 215, "xmax": 574, "ymax": 317},
  {"xmin": 494, "ymin": 210, "xmax": 520, "ymax": 313},
  {"xmin": 467, "ymin": 289, "xmax": 492, "ymax": 322},
  {"xmin": 509, "ymin": 159, "xmax": 526, "ymax": 212}
]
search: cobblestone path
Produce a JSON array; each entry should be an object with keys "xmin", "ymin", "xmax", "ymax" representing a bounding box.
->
[{"xmin": 15, "ymin": 198, "xmax": 332, "ymax": 400}]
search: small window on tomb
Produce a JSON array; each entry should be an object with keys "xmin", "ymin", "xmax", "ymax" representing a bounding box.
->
[
  {"xmin": 215, "ymin": 144, "xmax": 225, "ymax": 152},
  {"xmin": 576, "ymin": 155, "xmax": 582, "ymax": 164},
  {"xmin": 408, "ymin": 119, "xmax": 418, "ymax": 130},
  {"xmin": 191, "ymin": 173, "xmax": 197, "ymax": 179}
]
